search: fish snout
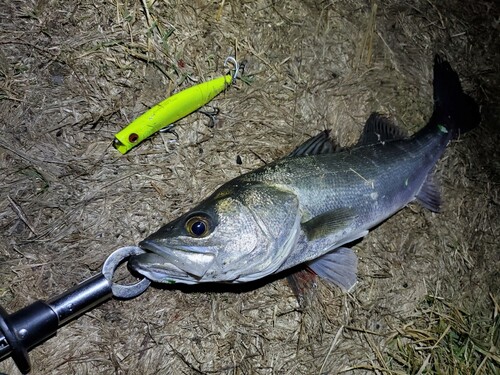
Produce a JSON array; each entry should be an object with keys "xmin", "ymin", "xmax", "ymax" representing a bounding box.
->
[{"xmin": 137, "ymin": 238, "xmax": 216, "ymax": 280}]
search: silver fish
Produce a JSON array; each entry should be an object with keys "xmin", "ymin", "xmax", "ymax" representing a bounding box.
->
[{"xmin": 129, "ymin": 56, "xmax": 480, "ymax": 291}]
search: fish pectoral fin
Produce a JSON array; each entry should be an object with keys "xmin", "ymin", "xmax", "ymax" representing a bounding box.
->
[
  {"xmin": 307, "ymin": 247, "xmax": 358, "ymax": 292},
  {"xmin": 416, "ymin": 171, "xmax": 441, "ymax": 212},
  {"xmin": 301, "ymin": 208, "xmax": 357, "ymax": 241}
]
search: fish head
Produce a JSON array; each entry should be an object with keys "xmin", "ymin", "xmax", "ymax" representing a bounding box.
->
[{"xmin": 129, "ymin": 182, "xmax": 301, "ymax": 284}]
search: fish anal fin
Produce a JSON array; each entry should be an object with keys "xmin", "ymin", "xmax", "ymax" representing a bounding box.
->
[
  {"xmin": 301, "ymin": 208, "xmax": 357, "ymax": 241},
  {"xmin": 416, "ymin": 172, "xmax": 441, "ymax": 212},
  {"xmin": 357, "ymin": 113, "xmax": 408, "ymax": 146},
  {"xmin": 288, "ymin": 130, "xmax": 340, "ymax": 157},
  {"xmin": 308, "ymin": 247, "xmax": 358, "ymax": 292}
]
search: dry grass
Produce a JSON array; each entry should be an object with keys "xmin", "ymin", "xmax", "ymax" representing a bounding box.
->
[
  {"xmin": 386, "ymin": 294, "xmax": 499, "ymax": 374},
  {"xmin": 1, "ymin": 0, "xmax": 499, "ymax": 374}
]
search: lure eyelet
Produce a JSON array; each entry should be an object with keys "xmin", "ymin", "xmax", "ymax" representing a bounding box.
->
[{"xmin": 185, "ymin": 216, "xmax": 211, "ymax": 237}]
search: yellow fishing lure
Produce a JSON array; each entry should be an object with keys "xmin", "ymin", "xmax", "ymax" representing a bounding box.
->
[{"xmin": 113, "ymin": 58, "xmax": 238, "ymax": 154}]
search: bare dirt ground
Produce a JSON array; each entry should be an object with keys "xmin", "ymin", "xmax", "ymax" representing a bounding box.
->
[{"xmin": 1, "ymin": 1, "xmax": 498, "ymax": 374}]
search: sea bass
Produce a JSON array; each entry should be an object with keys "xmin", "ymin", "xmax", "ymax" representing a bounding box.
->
[{"xmin": 129, "ymin": 56, "xmax": 480, "ymax": 291}]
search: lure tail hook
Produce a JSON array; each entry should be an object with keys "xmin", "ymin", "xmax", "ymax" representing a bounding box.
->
[{"xmin": 224, "ymin": 56, "xmax": 240, "ymax": 84}]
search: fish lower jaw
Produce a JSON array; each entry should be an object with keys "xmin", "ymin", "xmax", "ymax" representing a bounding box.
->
[
  {"xmin": 128, "ymin": 251, "xmax": 200, "ymax": 284},
  {"xmin": 139, "ymin": 266, "xmax": 201, "ymax": 285}
]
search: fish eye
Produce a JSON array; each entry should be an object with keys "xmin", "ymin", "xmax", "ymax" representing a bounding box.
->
[{"xmin": 185, "ymin": 216, "xmax": 210, "ymax": 237}]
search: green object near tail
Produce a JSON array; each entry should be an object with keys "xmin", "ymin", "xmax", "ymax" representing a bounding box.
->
[{"xmin": 113, "ymin": 74, "xmax": 233, "ymax": 154}]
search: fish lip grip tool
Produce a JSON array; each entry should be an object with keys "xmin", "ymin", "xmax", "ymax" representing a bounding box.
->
[
  {"xmin": 0, "ymin": 246, "xmax": 150, "ymax": 374},
  {"xmin": 113, "ymin": 57, "xmax": 240, "ymax": 154}
]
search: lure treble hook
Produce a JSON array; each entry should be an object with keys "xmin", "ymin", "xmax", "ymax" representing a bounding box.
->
[{"xmin": 224, "ymin": 56, "xmax": 240, "ymax": 83}]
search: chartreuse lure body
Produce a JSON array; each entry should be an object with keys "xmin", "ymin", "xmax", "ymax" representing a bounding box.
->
[{"xmin": 113, "ymin": 73, "xmax": 233, "ymax": 154}]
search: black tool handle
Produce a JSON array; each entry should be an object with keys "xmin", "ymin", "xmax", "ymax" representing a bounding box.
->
[
  {"xmin": 0, "ymin": 246, "xmax": 150, "ymax": 374},
  {"xmin": 0, "ymin": 274, "xmax": 112, "ymax": 374}
]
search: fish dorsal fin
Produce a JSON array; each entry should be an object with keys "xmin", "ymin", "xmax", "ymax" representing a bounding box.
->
[
  {"xmin": 356, "ymin": 113, "xmax": 408, "ymax": 146},
  {"xmin": 416, "ymin": 171, "xmax": 441, "ymax": 212},
  {"xmin": 288, "ymin": 130, "xmax": 340, "ymax": 157}
]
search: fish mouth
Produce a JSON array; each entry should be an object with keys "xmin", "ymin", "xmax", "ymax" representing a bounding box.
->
[
  {"xmin": 129, "ymin": 239, "xmax": 216, "ymax": 284},
  {"xmin": 128, "ymin": 252, "xmax": 198, "ymax": 284}
]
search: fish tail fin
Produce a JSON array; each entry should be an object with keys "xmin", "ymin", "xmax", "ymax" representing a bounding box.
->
[{"xmin": 430, "ymin": 55, "xmax": 480, "ymax": 139}]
